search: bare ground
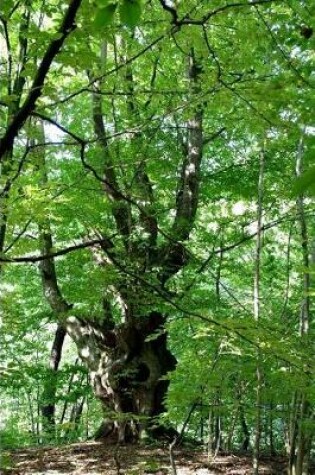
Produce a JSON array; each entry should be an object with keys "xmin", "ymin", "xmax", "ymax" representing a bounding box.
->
[{"xmin": 1, "ymin": 442, "xmax": 289, "ymax": 475}]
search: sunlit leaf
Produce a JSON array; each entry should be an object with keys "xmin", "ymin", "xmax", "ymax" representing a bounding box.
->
[
  {"xmin": 293, "ymin": 165, "xmax": 315, "ymax": 196},
  {"xmin": 119, "ymin": 0, "xmax": 142, "ymax": 27},
  {"xmin": 94, "ymin": 3, "xmax": 117, "ymax": 28}
]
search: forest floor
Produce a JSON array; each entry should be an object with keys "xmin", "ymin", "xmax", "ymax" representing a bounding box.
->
[{"xmin": 0, "ymin": 441, "xmax": 292, "ymax": 475}]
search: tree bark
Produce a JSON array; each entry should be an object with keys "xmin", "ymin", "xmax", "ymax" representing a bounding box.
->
[
  {"xmin": 290, "ymin": 134, "xmax": 313, "ymax": 475},
  {"xmin": 41, "ymin": 324, "xmax": 66, "ymax": 439},
  {"xmin": 66, "ymin": 310, "xmax": 176, "ymax": 442},
  {"xmin": 253, "ymin": 148, "xmax": 265, "ymax": 475},
  {"xmin": 0, "ymin": 3, "xmax": 30, "ymax": 268},
  {"xmin": 240, "ymin": 406, "xmax": 250, "ymax": 451}
]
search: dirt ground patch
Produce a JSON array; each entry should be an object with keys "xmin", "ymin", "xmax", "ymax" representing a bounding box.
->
[{"xmin": 1, "ymin": 442, "xmax": 288, "ymax": 474}]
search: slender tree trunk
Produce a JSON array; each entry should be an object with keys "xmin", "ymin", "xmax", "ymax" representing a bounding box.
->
[
  {"xmin": 28, "ymin": 120, "xmax": 68, "ymax": 441},
  {"xmin": 234, "ymin": 382, "xmax": 250, "ymax": 452},
  {"xmin": 291, "ymin": 135, "xmax": 313, "ymax": 475},
  {"xmin": 295, "ymin": 397, "xmax": 312, "ymax": 475},
  {"xmin": 65, "ymin": 396, "xmax": 86, "ymax": 441},
  {"xmin": 41, "ymin": 324, "xmax": 66, "ymax": 440},
  {"xmin": 253, "ymin": 149, "xmax": 265, "ymax": 475},
  {"xmin": 26, "ymin": 390, "xmax": 36, "ymax": 440},
  {"xmin": 240, "ymin": 405, "xmax": 250, "ymax": 451},
  {"xmin": 59, "ymin": 358, "xmax": 80, "ymax": 426},
  {"xmin": 212, "ymin": 393, "xmax": 222, "ymax": 455},
  {"xmin": 207, "ymin": 407, "xmax": 214, "ymax": 458},
  {"xmin": 226, "ymin": 399, "xmax": 239, "ymax": 452},
  {"xmin": 288, "ymin": 392, "xmax": 300, "ymax": 475},
  {"xmin": 269, "ymin": 403, "xmax": 275, "ymax": 455}
]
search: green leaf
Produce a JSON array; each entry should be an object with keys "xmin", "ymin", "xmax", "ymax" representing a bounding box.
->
[
  {"xmin": 119, "ymin": 0, "xmax": 142, "ymax": 28},
  {"xmin": 96, "ymin": 0, "xmax": 113, "ymax": 5},
  {"xmin": 292, "ymin": 165, "xmax": 315, "ymax": 196},
  {"xmin": 94, "ymin": 3, "xmax": 117, "ymax": 28}
]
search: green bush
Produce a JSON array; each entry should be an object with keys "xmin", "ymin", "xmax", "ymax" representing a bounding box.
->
[
  {"xmin": 0, "ymin": 451, "xmax": 14, "ymax": 471},
  {"xmin": 0, "ymin": 428, "xmax": 33, "ymax": 449}
]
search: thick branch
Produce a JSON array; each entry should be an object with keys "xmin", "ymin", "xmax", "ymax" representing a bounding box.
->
[
  {"xmin": 158, "ymin": 0, "xmax": 179, "ymax": 25},
  {"xmin": 173, "ymin": 50, "xmax": 203, "ymax": 241},
  {"xmin": 11, "ymin": 2, "xmax": 30, "ymax": 103},
  {"xmin": 39, "ymin": 229, "xmax": 72, "ymax": 313},
  {"xmin": 159, "ymin": 50, "xmax": 204, "ymax": 283},
  {"xmin": 295, "ymin": 136, "xmax": 311, "ymax": 336},
  {"xmin": 90, "ymin": 50, "xmax": 131, "ymax": 241},
  {"xmin": 0, "ymin": 0, "xmax": 82, "ymax": 161},
  {"xmin": 27, "ymin": 119, "xmax": 72, "ymax": 314},
  {"xmin": 124, "ymin": 46, "xmax": 158, "ymax": 252},
  {"xmin": 91, "ymin": 84, "xmax": 120, "ymax": 200}
]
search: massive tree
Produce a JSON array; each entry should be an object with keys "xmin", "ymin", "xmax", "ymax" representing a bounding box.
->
[{"xmin": 1, "ymin": 0, "xmax": 314, "ymax": 446}]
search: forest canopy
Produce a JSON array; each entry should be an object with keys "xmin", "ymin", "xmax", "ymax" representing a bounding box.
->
[{"xmin": 0, "ymin": 1, "xmax": 315, "ymax": 474}]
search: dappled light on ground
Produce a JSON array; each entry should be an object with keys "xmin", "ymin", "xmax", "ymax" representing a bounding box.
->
[{"xmin": 1, "ymin": 441, "xmax": 289, "ymax": 474}]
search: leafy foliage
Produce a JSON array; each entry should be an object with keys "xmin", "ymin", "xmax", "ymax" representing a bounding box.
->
[{"xmin": 0, "ymin": 1, "xmax": 315, "ymax": 472}]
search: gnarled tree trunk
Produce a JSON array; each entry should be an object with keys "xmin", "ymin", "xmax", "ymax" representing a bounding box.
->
[{"xmin": 67, "ymin": 312, "xmax": 176, "ymax": 442}]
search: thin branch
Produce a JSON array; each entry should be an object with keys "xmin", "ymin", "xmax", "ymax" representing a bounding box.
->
[
  {"xmin": 86, "ymin": 88, "xmax": 188, "ymax": 96},
  {"xmin": 158, "ymin": 0, "xmax": 179, "ymax": 25},
  {"xmin": 47, "ymin": 32, "xmax": 167, "ymax": 108},
  {"xmin": 1, "ymin": 18, "xmax": 13, "ymax": 95},
  {"xmin": 220, "ymin": 79, "xmax": 274, "ymax": 126},
  {"xmin": 202, "ymin": 25, "xmax": 222, "ymax": 82},
  {"xmin": 195, "ymin": 208, "xmax": 304, "ymax": 276},
  {"xmin": 178, "ymin": 0, "xmax": 283, "ymax": 26},
  {"xmin": 0, "ymin": 145, "xmax": 29, "ymax": 197},
  {"xmin": 254, "ymin": 6, "xmax": 313, "ymax": 88},
  {"xmin": 31, "ymin": 111, "xmax": 87, "ymax": 144},
  {"xmin": 4, "ymin": 219, "xmax": 32, "ymax": 253},
  {"xmin": 0, "ymin": 238, "xmax": 114, "ymax": 263}
]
